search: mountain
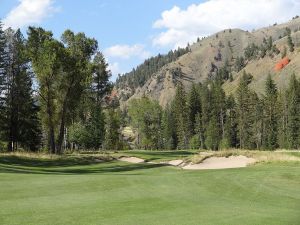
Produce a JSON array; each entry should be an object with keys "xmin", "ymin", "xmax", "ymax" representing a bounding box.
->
[{"xmin": 115, "ymin": 16, "xmax": 300, "ymax": 107}]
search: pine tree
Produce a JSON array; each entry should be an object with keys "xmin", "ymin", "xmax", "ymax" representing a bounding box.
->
[
  {"xmin": 85, "ymin": 105, "xmax": 105, "ymax": 149},
  {"xmin": 287, "ymin": 34, "xmax": 294, "ymax": 52},
  {"xmin": 173, "ymin": 83, "xmax": 190, "ymax": 149},
  {"xmin": 194, "ymin": 112, "xmax": 204, "ymax": 149},
  {"xmin": 263, "ymin": 74, "xmax": 278, "ymax": 150},
  {"xmin": 252, "ymin": 95, "xmax": 264, "ymax": 149},
  {"xmin": 223, "ymin": 95, "xmax": 238, "ymax": 148},
  {"xmin": 187, "ymin": 84, "xmax": 201, "ymax": 135},
  {"xmin": 236, "ymin": 72, "xmax": 257, "ymax": 149},
  {"xmin": 278, "ymin": 91, "xmax": 289, "ymax": 148},
  {"xmin": 0, "ymin": 22, "xmax": 9, "ymax": 143},
  {"xmin": 286, "ymin": 74, "xmax": 300, "ymax": 149},
  {"xmin": 211, "ymin": 81, "xmax": 226, "ymax": 141},
  {"xmin": 161, "ymin": 104, "xmax": 177, "ymax": 149},
  {"xmin": 205, "ymin": 116, "xmax": 220, "ymax": 150},
  {"xmin": 198, "ymin": 83, "xmax": 211, "ymax": 148},
  {"xmin": 0, "ymin": 29, "xmax": 41, "ymax": 151},
  {"xmin": 281, "ymin": 46, "xmax": 287, "ymax": 59},
  {"xmin": 91, "ymin": 52, "xmax": 112, "ymax": 103}
]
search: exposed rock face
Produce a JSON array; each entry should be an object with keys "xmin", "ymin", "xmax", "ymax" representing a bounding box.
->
[{"xmin": 116, "ymin": 18, "xmax": 300, "ymax": 107}]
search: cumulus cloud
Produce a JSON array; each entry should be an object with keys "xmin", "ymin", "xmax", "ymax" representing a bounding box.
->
[
  {"xmin": 153, "ymin": 0, "xmax": 300, "ymax": 48},
  {"xmin": 104, "ymin": 44, "xmax": 150, "ymax": 60},
  {"xmin": 3, "ymin": 0, "xmax": 59, "ymax": 29}
]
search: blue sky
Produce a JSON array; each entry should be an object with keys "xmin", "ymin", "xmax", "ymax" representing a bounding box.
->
[{"xmin": 1, "ymin": 0, "xmax": 300, "ymax": 81}]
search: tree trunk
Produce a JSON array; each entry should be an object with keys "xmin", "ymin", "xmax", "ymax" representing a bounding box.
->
[
  {"xmin": 56, "ymin": 99, "xmax": 67, "ymax": 154},
  {"xmin": 46, "ymin": 89, "xmax": 56, "ymax": 154},
  {"xmin": 56, "ymin": 83, "xmax": 72, "ymax": 154}
]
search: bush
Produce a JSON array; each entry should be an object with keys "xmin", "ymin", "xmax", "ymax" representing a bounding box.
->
[
  {"xmin": 189, "ymin": 135, "xmax": 201, "ymax": 149},
  {"xmin": 0, "ymin": 141, "xmax": 6, "ymax": 151},
  {"xmin": 219, "ymin": 138, "xmax": 230, "ymax": 150}
]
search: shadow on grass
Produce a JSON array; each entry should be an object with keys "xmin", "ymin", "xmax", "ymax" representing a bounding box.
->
[
  {"xmin": 0, "ymin": 156, "xmax": 167, "ymax": 175},
  {"xmin": 0, "ymin": 155, "xmax": 112, "ymax": 167}
]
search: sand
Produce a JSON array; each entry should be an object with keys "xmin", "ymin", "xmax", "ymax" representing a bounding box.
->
[
  {"xmin": 119, "ymin": 157, "xmax": 145, "ymax": 163},
  {"xmin": 183, "ymin": 155, "xmax": 255, "ymax": 170},
  {"xmin": 118, "ymin": 155, "xmax": 255, "ymax": 170}
]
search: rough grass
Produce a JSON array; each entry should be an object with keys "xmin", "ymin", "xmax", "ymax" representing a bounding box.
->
[
  {"xmin": 112, "ymin": 150, "xmax": 198, "ymax": 162},
  {"xmin": 189, "ymin": 149, "xmax": 300, "ymax": 164},
  {"xmin": 0, "ymin": 151, "xmax": 114, "ymax": 166},
  {"xmin": 0, "ymin": 153, "xmax": 300, "ymax": 225}
]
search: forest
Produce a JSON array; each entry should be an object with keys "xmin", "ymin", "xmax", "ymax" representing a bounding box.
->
[
  {"xmin": 128, "ymin": 72, "xmax": 300, "ymax": 150},
  {"xmin": 0, "ymin": 22, "xmax": 115, "ymax": 154},
  {"xmin": 1, "ymin": 22, "xmax": 300, "ymax": 153}
]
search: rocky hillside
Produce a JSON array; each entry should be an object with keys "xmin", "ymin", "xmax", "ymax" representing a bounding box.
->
[{"xmin": 116, "ymin": 17, "xmax": 300, "ymax": 107}]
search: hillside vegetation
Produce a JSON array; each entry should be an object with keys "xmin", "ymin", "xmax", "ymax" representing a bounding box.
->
[{"xmin": 116, "ymin": 17, "xmax": 300, "ymax": 107}]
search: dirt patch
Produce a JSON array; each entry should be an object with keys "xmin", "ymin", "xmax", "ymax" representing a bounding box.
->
[
  {"xmin": 119, "ymin": 157, "xmax": 145, "ymax": 163},
  {"xmin": 183, "ymin": 155, "xmax": 255, "ymax": 170}
]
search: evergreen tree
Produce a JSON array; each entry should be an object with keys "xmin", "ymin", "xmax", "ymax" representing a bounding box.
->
[
  {"xmin": 263, "ymin": 74, "xmax": 278, "ymax": 150},
  {"xmin": 281, "ymin": 46, "xmax": 287, "ymax": 58},
  {"xmin": 91, "ymin": 52, "xmax": 112, "ymax": 103},
  {"xmin": 187, "ymin": 84, "xmax": 201, "ymax": 135},
  {"xmin": 1, "ymin": 29, "xmax": 41, "ymax": 151},
  {"xmin": 287, "ymin": 34, "xmax": 294, "ymax": 52},
  {"xmin": 173, "ymin": 83, "xmax": 190, "ymax": 149},
  {"xmin": 0, "ymin": 22, "xmax": 8, "ymax": 143},
  {"xmin": 234, "ymin": 56, "xmax": 245, "ymax": 72},
  {"xmin": 236, "ymin": 72, "xmax": 257, "ymax": 149},
  {"xmin": 198, "ymin": 83, "xmax": 211, "ymax": 148},
  {"xmin": 252, "ymin": 95, "xmax": 264, "ymax": 149},
  {"xmin": 278, "ymin": 91, "xmax": 289, "ymax": 148},
  {"xmin": 194, "ymin": 112, "xmax": 205, "ymax": 149},
  {"xmin": 205, "ymin": 116, "xmax": 220, "ymax": 150},
  {"xmin": 85, "ymin": 105, "xmax": 105, "ymax": 149},
  {"xmin": 82, "ymin": 51, "xmax": 112, "ymax": 150},
  {"xmin": 211, "ymin": 81, "xmax": 226, "ymax": 140},
  {"xmin": 161, "ymin": 104, "xmax": 177, "ymax": 149},
  {"xmin": 286, "ymin": 74, "xmax": 300, "ymax": 149},
  {"xmin": 223, "ymin": 95, "xmax": 238, "ymax": 148}
]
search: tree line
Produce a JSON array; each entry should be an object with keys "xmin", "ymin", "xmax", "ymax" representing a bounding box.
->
[
  {"xmin": 0, "ymin": 22, "xmax": 118, "ymax": 153},
  {"xmin": 1, "ymin": 20, "xmax": 300, "ymax": 153},
  {"xmin": 115, "ymin": 47, "xmax": 190, "ymax": 92},
  {"xmin": 127, "ymin": 72, "xmax": 300, "ymax": 150}
]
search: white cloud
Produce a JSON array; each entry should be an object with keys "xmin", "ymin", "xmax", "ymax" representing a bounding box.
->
[
  {"xmin": 104, "ymin": 44, "xmax": 150, "ymax": 60},
  {"xmin": 3, "ymin": 0, "xmax": 59, "ymax": 29},
  {"xmin": 153, "ymin": 0, "xmax": 300, "ymax": 48},
  {"xmin": 108, "ymin": 62, "xmax": 122, "ymax": 76}
]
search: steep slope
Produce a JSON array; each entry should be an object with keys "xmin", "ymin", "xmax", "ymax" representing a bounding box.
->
[
  {"xmin": 224, "ymin": 30, "xmax": 300, "ymax": 96},
  {"xmin": 116, "ymin": 17, "xmax": 300, "ymax": 107}
]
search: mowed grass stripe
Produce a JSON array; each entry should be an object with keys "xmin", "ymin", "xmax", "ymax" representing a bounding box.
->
[{"xmin": 0, "ymin": 156, "xmax": 299, "ymax": 225}]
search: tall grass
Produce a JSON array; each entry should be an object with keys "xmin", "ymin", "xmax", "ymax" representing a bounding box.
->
[{"xmin": 189, "ymin": 149, "xmax": 300, "ymax": 164}]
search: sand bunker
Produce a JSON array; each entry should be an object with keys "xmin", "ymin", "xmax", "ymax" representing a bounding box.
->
[
  {"xmin": 183, "ymin": 155, "xmax": 255, "ymax": 170},
  {"xmin": 168, "ymin": 160, "xmax": 184, "ymax": 166},
  {"xmin": 119, "ymin": 157, "xmax": 145, "ymax": 163}
]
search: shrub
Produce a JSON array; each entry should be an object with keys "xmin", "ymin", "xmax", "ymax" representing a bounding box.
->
[{"xmin": 189, "ymin": 135, "xmax": 201, "ymax": 149}]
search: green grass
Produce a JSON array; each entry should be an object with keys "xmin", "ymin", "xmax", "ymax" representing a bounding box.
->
[{"xmin": 0, "ymin": 154, "xmax": 300, "ymax": 225}]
